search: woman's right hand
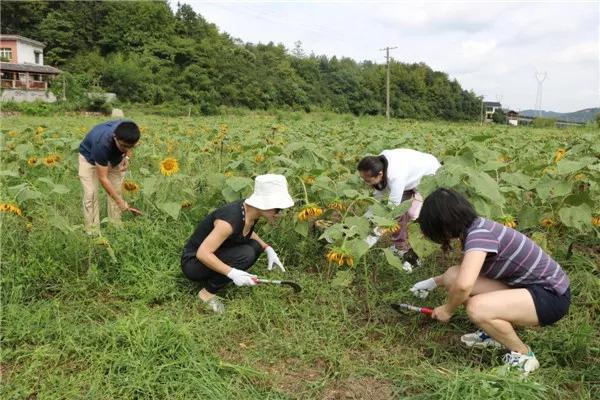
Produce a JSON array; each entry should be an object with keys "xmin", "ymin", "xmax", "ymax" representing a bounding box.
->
[{"xmin": 226, "ymin": 268, "xmax": 257, "ymax": 286}]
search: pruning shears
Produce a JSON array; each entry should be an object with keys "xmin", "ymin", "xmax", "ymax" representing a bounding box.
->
[
  {"xmin": 390, "ymin": 302, "xmax": 433, "ymax": 316},
  {"xmin": 254, "ymin": 278, "xmax": 302, "ymax": 293}
]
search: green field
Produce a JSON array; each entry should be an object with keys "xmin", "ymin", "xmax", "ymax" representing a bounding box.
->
[{"xmin": 1, "ymin": 112, "xmax": 599, "ymax": 399}]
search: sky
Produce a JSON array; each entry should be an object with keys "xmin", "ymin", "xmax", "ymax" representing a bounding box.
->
[{"xmin": 180, "ymin": 1, "xmax": 599, "ymax": 113}]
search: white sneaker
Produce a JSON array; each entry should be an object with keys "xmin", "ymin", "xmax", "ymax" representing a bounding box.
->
[
  {"xmin": 199, "ymin": 293, "xmax": 225, "ymax": 314},
  {"xmin": 502, "ymin": 350, "xmax": 540, "ymax": 373},
  {"xmin": 461, "ymin": 330, "xmax": 504, "ymax": 349}
]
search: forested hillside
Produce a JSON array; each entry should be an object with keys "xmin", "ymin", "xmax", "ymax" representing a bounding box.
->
[{"xmin": 1, "ymin": 1, "xmax": 481, "ymax": 119}]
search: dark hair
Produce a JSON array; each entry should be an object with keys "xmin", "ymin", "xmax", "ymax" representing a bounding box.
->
[
  {"xmin": 418, "ymin": 188, "xmax": 478, "ymax": 251},
  {"xmin": 357, "ymin": 155, "xmax": 387, "ymax": 176},
  {"xmin": 114, "ymin": 121, "xmax": 140, "ymax": 144}
]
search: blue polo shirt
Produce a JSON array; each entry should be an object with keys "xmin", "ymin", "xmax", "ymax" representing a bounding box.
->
[{"xmin": 79, "ymin": 120, "xmax": 131, "ymax": 167}]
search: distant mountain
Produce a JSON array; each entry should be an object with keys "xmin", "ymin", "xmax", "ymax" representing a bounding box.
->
[{"xmin": 518, "ymin": 108, "xmax": 599, "ymax": 123}]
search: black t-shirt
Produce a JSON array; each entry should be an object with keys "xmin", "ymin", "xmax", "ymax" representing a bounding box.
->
[{"xmin": 182, "ymin": 201, "xmax": 255, "ymax": 260}]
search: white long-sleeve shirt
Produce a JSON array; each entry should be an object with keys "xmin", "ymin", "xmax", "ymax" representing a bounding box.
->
[{"xmin": 374, "ymin": 149, "xmax": 441, "ymax": 205}]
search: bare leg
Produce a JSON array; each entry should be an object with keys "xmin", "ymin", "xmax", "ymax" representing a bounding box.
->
[
  {"xmin": 198, "ymin": 288, "xmax": 215, "ymax": 302},
  {"xmin": 434, "ymin": 265, "xmax": 510, "ymax": 295},
  {"xmin": 434, "ymin": 265, "xmax": 537, "ymax": 354},
  {"xmin": 466, "ymin": 289, "xmax": 538, "ymax": 353}
]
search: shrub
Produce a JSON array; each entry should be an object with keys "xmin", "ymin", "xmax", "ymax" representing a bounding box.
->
[{"xmin": 532, "ymin": 117, "xmax": 556, "ymax": 128}]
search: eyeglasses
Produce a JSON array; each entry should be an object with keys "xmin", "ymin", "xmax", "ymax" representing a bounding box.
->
[{"xmin": 114, "ymin": 137, "xmax": 137, "ymax": 151}]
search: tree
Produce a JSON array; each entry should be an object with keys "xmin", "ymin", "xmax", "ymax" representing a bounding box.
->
[{"xmin": 492, "ymin": 109, "xmax": 507, "ymax": 124}]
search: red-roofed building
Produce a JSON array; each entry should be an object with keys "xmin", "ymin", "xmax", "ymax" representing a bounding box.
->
[{"xmin": 0, "ymin": 34, "xmax": 62, "ymax": 102}]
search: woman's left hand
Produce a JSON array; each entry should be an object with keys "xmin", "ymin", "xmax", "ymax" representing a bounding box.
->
[
  {"xmin": 265, "ymin": 247, "xmax": 285, "ymax": 272},
  {"xmin": 431, "ymin": 304, "xmax": 453, "ymax": 323}
]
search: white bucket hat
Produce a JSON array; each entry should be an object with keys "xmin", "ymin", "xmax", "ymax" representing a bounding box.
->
[{"xmin": 245, "ymin": 174, "xmax": 294, "ymax": 210}]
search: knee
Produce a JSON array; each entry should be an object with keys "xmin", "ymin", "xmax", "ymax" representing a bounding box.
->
[
  {"xmin": 466, "ymin": 296, "xmax": 488, "ymax": 324},
  {"xmin": 238, "ymin": 244, "xmax": 260, "ymax": 267},
  {"xmin": 440, "ymin": 265, "xmax": 460, "ymax": 288}
]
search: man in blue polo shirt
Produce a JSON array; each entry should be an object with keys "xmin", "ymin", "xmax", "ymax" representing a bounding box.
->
[{"xmin": 79, "ymin": 120, "xmax": 142, "ymax": 231}]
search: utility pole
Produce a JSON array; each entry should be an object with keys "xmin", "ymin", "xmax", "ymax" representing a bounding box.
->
[
  {"xmin": 534, "ymin": 71, "xmax": 547, "ymax": 117},
  {"xmin": 380, "ymin": 46, "xmax": 397, "ymax": 119}
]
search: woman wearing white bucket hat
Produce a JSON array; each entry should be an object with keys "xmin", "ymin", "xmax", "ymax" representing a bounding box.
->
[{"xmin": 181, "ymin": 174, "xmax": 294, "ymax": 313}]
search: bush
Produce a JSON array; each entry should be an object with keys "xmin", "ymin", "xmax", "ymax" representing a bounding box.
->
[
  {"xmin": 85, "ymin": 95, "xmax": 112, "ymax": 115},
  {"xmin": 492, "ymin": 109, "xmax": 507, "ymax": 124},
  {"xmin": 532, "ymin": 117, "xmax": 556, "ymax": 128}
]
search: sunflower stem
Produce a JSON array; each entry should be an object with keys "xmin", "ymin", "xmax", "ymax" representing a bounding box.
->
[{"xmin": 297, "ymin": 176, "xmax": 310, "ymax": 205}]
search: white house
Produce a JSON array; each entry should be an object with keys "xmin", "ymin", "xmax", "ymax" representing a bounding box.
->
[
  {"xmin": 0, "ymin": 34, "xmax": 61, "ymax": 102},
  {"xmin": 483, "ymin": 101, "xmax": 502, "ymax": 122}
]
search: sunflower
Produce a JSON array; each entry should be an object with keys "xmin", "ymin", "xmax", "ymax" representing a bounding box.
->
[
  {"xmin": 43, "ymin": 154, "xmax": 60, "ymax": 166},
  {"xmin": 27, "ymin": 157, "xmax": 38, "ymax": 166},
  {"xmin": 302, "ymin": 176, "xmax": 315, "ymax": 185},
  {"xmin": 499, "ymin": 215, "xmax": 517, "ymax": 229},
  {"xmin": 35, "ymin": 126, "xmax": 45, "ymax": 135},
  {"xmin": 297, "ymin": 205, "xmax": 323, "ymax": 221},
  {"xmin": 326, "ymin": 248, "xmax": 354, "ymax": 267},
  {"xmin": 159, "ymin": 157, "xmax": 179, "ymax": 176},
  {"xmin": 554, "ymin": 148, "xmax": 567, "ymax": 163},
  {"xmin": 328, "ymin": 201, "xmax": 346, "ymax": 212},
  {"xmin": 592, "ymin": 216, "xmax": 600, "ymax": 227},
  {"xmin": 8, "ymin": 130, "xmax": 17, "ymax": 137},
  {"xmin": 541, "ymin": 218, "xmax": 556, "ymax": 228},
  {"xmin": 122, "ymin": 180, "xmax": 140, "ymax": 193},
  {"xmin": 255, "ymin": 154, "xmax": 265, "ymax": 163},
  {"xmin": 0, "ymin": 203, "xmax": 23, "ymax": 217},
  {"xmin": 381, "ymin": 223, "xmax": 402, "ymax": 234},
  {"xmin": 181, "ymin": 200, "xmax": 193, "ymax": 208}
]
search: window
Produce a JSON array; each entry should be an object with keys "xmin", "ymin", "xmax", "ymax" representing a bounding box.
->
[
  {"xmin": 0, "ymin": 48, "xmax": 12, "ymax": 61},
  {"xmin": 34, "ymin": 51, "xmax": 41, "ymax": 64}
]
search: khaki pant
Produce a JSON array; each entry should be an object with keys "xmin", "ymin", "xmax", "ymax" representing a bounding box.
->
[{"xmin": 78, "ymin": 154, "xmax": 124, "ymax": 230}]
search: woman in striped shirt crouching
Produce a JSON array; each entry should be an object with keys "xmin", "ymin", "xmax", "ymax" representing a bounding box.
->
[{"xmin": 410, "ymin": 188, "xmax": 570, "ymax": 373}]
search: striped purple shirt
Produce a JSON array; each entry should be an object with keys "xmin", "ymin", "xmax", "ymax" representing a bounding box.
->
[{"xmin": 464, "ymin": 217, "xmax": 569, "ymax": 295}]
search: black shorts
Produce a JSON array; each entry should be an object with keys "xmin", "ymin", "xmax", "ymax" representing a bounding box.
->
[{"xmin": 524, "ymin": 285, "xmax": 570, "ymax": 326}]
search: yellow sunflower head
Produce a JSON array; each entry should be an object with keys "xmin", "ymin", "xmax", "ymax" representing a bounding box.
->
[
  {"xmin": 541, "ymin": 218, "xmax": 556, "ymax": 228},
  {"xmin": 43, "ymin": 154, "xmax": 60, "ymax": 166},
  {"xmin": 0, "ymin": 203, "xmax": 23, "ymax": 217},
  {"xmin": 8, "ymin": 131, "xmax": 17, "ymax": 137},
  {"xmin": 325, "ymin": 248, "xmax": 354, "ymax": 267},
  {"xmin": 27, "ymin": 157, "xmax": 38, "ymax": 166},
  {"xmin": 592, "ymin": 216, "xmax": 600, "ymax": 227},
  {"xmin": 499, "ymin": 215, "xmax": 517, "ymax": 229},
  {"xmin": 159, "ymin": 157, "xmax": 179, "ymax": 176},
  {"xmin": 297, "ymin": 205, "xmax": 323, "ymax": 221},
  {"xmin": 302, "ymin": 176, "xmax": 315, "ymax": 185},
  {"xmin": 181, "ymin": 200, "xmax": 192, "ymax": 208},
  {"xmin": 255, "ymin": 154, "xmax": 265, "ymax": 163},
  {"xmin": 554, "ymin": 148, "xmax": 566, "ymax": 163},
  {"xmin": 122, "ymin": 180, "xmax": 140, "ymax": 193}
]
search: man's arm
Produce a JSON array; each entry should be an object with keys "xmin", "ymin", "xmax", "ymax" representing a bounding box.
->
[{"xmin": 96, "ymin": 165, "xmax": 128, "ymax": 210}]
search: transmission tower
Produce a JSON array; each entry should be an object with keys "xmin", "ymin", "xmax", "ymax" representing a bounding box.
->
[{"xmin": 534, "ymin": 72, "xmax": 547, "ymax": 117}]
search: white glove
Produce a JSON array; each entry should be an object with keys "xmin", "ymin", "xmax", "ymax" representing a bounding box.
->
[
  {"xmin": 226, "ymin": 268, "xmax": 257, "ymax": 286},
  {"xmin": 409, "ymin": 277, "xmax": 437, "ymax": 298},
  {"xmin": 365, "ymin": 234, "xmax": 379, "ymax": 248},
  {"xmin": 265, "ymin": 246, "xmax": 285, "ymax": 272},
  {"xmin": 364, "ymin": 226, "xmax": 384, "ymax": 248}
]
